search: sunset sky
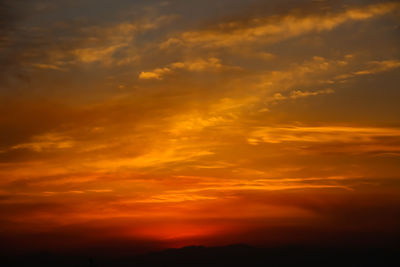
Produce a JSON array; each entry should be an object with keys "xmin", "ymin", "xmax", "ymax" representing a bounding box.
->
[{"xmin": 1, "ymin": 0, "xmax": 400, "ymax": 254}]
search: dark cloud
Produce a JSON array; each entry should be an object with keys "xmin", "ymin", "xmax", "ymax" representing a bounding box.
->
[{"xmin": 0, "ymin": 0, "xmax": 24, "ymax": 88}]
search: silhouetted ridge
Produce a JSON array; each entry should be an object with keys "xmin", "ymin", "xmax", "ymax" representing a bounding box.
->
[{"xmin": 2, "ymin": 244, "xmax": 400, "ymax": 266}]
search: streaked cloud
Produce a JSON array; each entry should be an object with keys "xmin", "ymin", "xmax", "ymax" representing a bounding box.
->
[
  {"xmin": 353, "ymin": 60, "xmax": 400, "ymax": 76},
  {"xmin": 139, "ymin": 57, "xmax": 238, "ymax": 80},
  {"xmin": 248, "ymin": 126, "xmax": 400, "ymax": 146},
  {"xmin": 290, "ymin": 88, "xmax": 334, "ymax": 99},
  {"xmin": 268, "ymin": 88, "xmax": 334, "ymax": 102},
  {"xmin": 11, "ymin": 133, "xmax": 75, "ymax": 152},
  {"xmin": 161, "ymin": 2, "xmax": 400, "ymax": 48}
]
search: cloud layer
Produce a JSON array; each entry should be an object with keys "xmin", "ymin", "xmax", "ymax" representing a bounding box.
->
[{"xmin": 1, "ymin": 0, "xmax": 400, "ymax": 252}]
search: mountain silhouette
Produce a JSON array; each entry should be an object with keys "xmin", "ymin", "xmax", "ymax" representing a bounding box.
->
[{"xmin": 3, "ymin": 244, "xmax": 399, "ymax": 267}]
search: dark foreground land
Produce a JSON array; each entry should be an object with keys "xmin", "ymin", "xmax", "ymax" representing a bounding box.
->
[{"xmin": 2, "ymin": 244, "xmax": 399, "ymax": 267}]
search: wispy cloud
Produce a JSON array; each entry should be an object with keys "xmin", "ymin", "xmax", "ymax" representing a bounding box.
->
[
  {"xmin": 12, "ymin": 133, "xmax": 74, "ymax": 152},
  {"xmin": 161, "ymin": 2, "xmax": 400, "ymax": 48},
  {"xmin": 139, "ymin": 57, "xmax": 239, "ymax": 80},
  {"xmin": 268, "ymin": 88, "xmax": 334, "ymax": 102},
  {"xmin": 353, "ymin": 60, "xmax": 400, "ymax": 76},
  {"xmin": 290, "ymin": 88, "xmax": 334, "ymax": 99},
  {"xmin": 247, "ymin": 126, "xmax": 400, "ymax": 155}
]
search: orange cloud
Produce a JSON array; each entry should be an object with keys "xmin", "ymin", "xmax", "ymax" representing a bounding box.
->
[
  {"xmin": 247, "ymin": 126, "xmax": 400, "ymax": 150},
  {"xmin": 11, "ymin": 133, "xmax": 75, "ymax": 152},
  {"xmin": 139, "ymin": 57, "xmax": 238, "ymax": 80},
  {"xmin": 290, "ymin": 88, "xmax": 334, "ymax": 99},
  {"xmin": 1, "ymin": 0, "xmax": 400, "ymax": 253},
  {"xmin": 161, "ymin": 2, "xmax": 400, "ymax": 48},
  {"xmin": 353, "ymin": 60, "xmax": 400, "ymax": 75}
]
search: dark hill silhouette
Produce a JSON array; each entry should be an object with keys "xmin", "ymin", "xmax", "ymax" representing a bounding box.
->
[{"xmin": 2, "ymin": 244, "xmax": 399, "ymax": 267}]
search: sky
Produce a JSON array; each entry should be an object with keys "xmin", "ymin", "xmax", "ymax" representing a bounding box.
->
[{"xmin": 1, "ymin": 0, "xmax": 400, "ymax": 254}]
